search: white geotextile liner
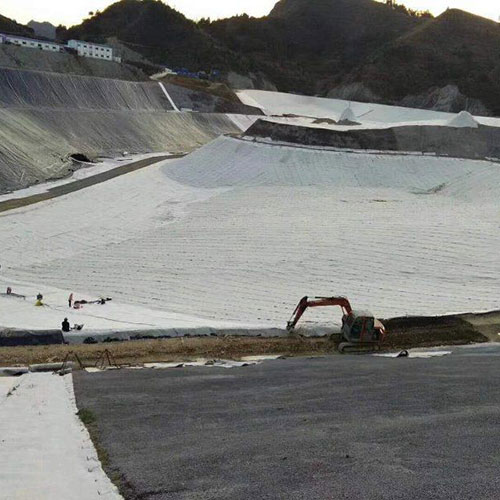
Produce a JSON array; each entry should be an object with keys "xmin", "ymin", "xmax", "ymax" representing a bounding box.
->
[
  {"xmin": 237, "ymin": 89, "xmax": 500, "ymax": 128},
  {"xmin": 374, "ymin": 351, "xmax": 452, "ymax": 359},
  {"xmin": 446, "ymin": 111, "xmax": 479, "ymax": 128},
  {"xmin": 1, "ymin": 137, "xmax": 500, "ymax": 332},
  {"xmin": 144, "ymin": 359, "xmax": 260, "ymax": 369},
  {"xmin": 339, "ymin": 106, "xmax": 358, "ymax": 123},
  {"xmin": 162, "ymin": 136, "xmax": 499, "ymax": 190},
  {"xmin": 0, "ymin": 373, "xmax": 121, "ymax": 499}
]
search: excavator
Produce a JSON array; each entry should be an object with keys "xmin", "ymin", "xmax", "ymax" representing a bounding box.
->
[{"xmin": 286, "ymin": 296, "xmax": 386, "ymax": 353}]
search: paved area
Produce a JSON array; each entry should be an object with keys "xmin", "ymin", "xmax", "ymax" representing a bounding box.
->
[
  {"xmin": 0, "ymin": 155, "xmax": 178, "ymax": 213},
  {"xmin": 74, "ymin": 345, "xmax": 500, "ymax": 499}
]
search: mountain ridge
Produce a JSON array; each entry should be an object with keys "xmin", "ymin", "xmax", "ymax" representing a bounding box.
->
[
  {"xmin": 337, "ymin": 8, "xmax": 500, "ymax": 114},
  {"xmin": 0, "ymin": 13, "xmax": 34, "ymax": 37},
  {"xmin": 0, "ymin": 1, "xmax": 498, "ymax": 115}
]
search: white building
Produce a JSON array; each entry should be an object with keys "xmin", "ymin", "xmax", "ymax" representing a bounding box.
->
[
  {"xmin": 67, "ymin": 40, "xmax": 114, "ymax": 61},
  {"xmin": 0, "ymin": 33, "xmax": 63, "ymax": 53},
  {"xmin": 0, "ymin": 34, "xmax": 121, "ymax": 64}
]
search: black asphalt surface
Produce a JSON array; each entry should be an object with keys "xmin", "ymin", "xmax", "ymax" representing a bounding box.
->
[{"xmin": 74, "ymin": 346, "xmax": 500, "ymax": 500}]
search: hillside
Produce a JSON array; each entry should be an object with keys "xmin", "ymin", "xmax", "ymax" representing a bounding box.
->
[
  {"xmin": 0, "ymin": 41, "xmax": 146, "ymax": 81},
  {"xmin": 0, "ymin": 14, "xmax": 34, "ymax": 36},
  {"xmin": 60, "ymin": 0, "xmax": 426, "ymax": 93},
  {"xmin": 1, "ymin": 2, "xmax": 500, "ymax": 114},
  {"xmin": 27, "ymin": 20, "xmax": 56, "ymax": 40},
  {"xmin": 63, "ymin": 0, "xmax": 247, "ymax": 74},
  {"xmin": 206, "ymin": 0, "xmax": 424, "ymax": 93},
  {"xmin": 336, "ymin": 9, "xmax": 500, "ymax": 114}
]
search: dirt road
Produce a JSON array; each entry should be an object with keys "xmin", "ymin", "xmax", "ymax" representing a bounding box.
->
[{"xmin": 0, "ymin": 154, "xmax": 181, "ymax": 214}]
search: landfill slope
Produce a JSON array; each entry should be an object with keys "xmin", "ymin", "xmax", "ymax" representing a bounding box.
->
[
  {"xmin": 0, "ymin": 67, "xmax": 172, "ymax": 111},
  {"xmin": 0, "ymin": 68, "xmax": 240, "ymax": 193},
  {"xmin": 2, "ymin": 136, "xmax": 499, "ymax": 332}
]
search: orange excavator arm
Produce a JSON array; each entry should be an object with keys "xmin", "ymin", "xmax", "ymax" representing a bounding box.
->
[{"xmin": 286, "ymin": 296, "xmax": 353, "ymax": 332}]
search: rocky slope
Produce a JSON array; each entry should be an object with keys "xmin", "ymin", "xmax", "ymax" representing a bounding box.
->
[
  {"xmin": 27, "ymin": 20, "xmax": 56, "ymax": 40},
  {"xmin": 334, "ymin": 9, "xmax": 500, "ymax": 115}
]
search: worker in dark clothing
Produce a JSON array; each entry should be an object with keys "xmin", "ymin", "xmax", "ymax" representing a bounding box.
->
[{"xmin": 61, "ymin": 318, "xmax": 70, "ymax": 333}]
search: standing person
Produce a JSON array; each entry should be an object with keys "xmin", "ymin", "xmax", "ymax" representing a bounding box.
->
[
  {"xmin": 68, "ymin": 293, "xmax": 73, "ymax": 308},
  {"xmin": 61, "ymin": 318, "xmax": 70, "ymax": 332}
]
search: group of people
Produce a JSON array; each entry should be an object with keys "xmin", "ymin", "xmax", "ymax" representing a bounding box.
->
[
  {"xmin": 0, "ymin": 263, "xmax": 109, "ymax": 333},
  {"xmin": 69, "ymin": 293, "xmax": 110, "ymax": 309},
  {"xmin": 3, "ymin": 281, "xmax": 111, "ymax": 333},
  {"xmin": 63, "ymin": 293, "xmax": 111, "ymax": 332}
]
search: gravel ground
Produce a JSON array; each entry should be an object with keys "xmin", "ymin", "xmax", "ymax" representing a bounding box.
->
[{"xmin": 74, "ymin": 345, "xmax": 500, "ymax": 499}]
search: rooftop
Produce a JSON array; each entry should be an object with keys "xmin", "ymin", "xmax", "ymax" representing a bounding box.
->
[
  {"xmin": 68, "ymin": 39, "xmax": 112, "ymax": 50},
  {"xmin": 0, "ymin": 33, "xmax": 62, "ymax": 46}
]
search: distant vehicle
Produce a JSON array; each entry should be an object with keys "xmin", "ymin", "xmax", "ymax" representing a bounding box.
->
[{"xmin": 286, "ymin": 296, "xmax": 386, "ymax": 353}]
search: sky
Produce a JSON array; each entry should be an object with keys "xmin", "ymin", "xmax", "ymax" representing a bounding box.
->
[{"xmin": 1, "ymin": 0, "xmax": 498, "ymax": 27}]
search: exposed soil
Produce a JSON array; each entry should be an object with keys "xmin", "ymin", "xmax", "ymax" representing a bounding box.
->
[
  {"xmin": 459, "ymin": 310, "xmax": 500, "ymax": 341},
  {"xmin": 0, "ymin": 337, "xmax": 335, "ymax": 367},
  {"xmin": 383, "ymin": 314, "xmax": 488, "ymax": 349},
  {"xmin": 0, "ymin": 311, "xmax": 494, "ymax": 367},
  {"xmin": 246, "ymin": 119, "xmax": 500, "ymax": 160},
  {"xmin": 162, "ymin": 75, "xmax": 242, "ymax": 103}
]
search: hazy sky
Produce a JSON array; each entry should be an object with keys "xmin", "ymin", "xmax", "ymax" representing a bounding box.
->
[{"xmin": 2, "ymin": 0, "xmax": 498, "ymax": 27}]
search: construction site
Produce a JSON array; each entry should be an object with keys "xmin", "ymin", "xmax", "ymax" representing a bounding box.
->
[{"xmin": 1, "ymin": 61, "xmax": 500, "ymax": 499}]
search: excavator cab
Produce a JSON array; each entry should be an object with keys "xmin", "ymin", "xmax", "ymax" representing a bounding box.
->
[
  {"xmin": 287, "ymin": 296, "xmax": 386, "ymax": 353},
  {"xmin": 342, "ymin": 312, "xmax": 379, "ymax": 342}
]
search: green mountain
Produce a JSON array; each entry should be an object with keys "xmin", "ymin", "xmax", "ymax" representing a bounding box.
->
[
  {"xmin": 206, "ymin": 0, "xmax": 424, "ymax": 92},
  {"xmin": 0, "ymin": 14, "xmax": 34, "ymax": 36},
  {"xmin": 2, "ymin": 1, "xmax": 500, "ymax": 114},
  {"xmin": 63, "ymin": 0, "xmax": 246, "ymax": 73},
  {"xmin": 336, "ymin": 9, "xmax": 500, "ymax": 114}
]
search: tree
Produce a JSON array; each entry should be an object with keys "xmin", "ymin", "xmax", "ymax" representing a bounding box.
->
[{"xmin": 55, "ymin": 24, "xmax": 68, "ymax": 41}]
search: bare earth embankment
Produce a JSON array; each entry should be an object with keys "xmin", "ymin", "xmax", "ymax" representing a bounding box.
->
[{"xmin": 0, "ymin": 311, "xmax": 495, "ymax": 366}]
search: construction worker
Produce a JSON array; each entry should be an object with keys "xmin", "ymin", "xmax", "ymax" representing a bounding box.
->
[{"xmin": 61, "ymin": 318, "xmax": 70, "ymax": 333}]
